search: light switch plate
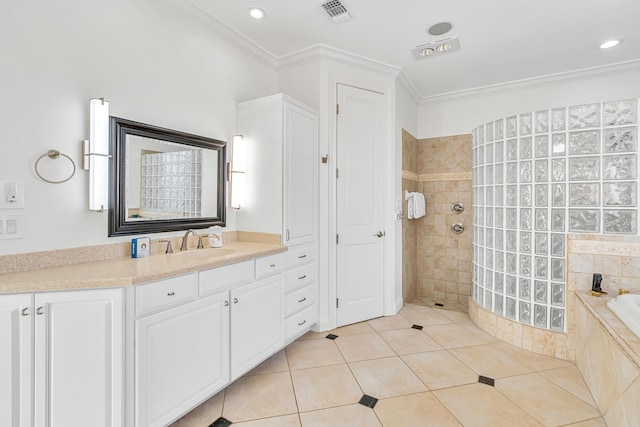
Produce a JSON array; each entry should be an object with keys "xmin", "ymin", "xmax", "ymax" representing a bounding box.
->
[{"xmin": 0, "ymin": 214, "xmax": 23, "ymax": 239}]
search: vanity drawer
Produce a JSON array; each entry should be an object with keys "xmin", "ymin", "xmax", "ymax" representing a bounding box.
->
[
  {"xmin": 285, "ymin": 304, "xmax": 317, "ymax": 341},
  {"xmin": 255, "ymin": 253, "xmax": 286, "ymax": 279},
  {"xmin": 136, "ymin": 273, "xmax": 197, "ymax": 317},
  {"xmin": 285, "ymin": 283, "xmax": 316, "ymax": 317},
  {"xmin": 286, "ymin": 245, "xmax": 316, "ymax": 268},
  {"xmin": 285, "ymin": 263, "xmax": 315, "ymax": 293},
  {"xmin": 199, "ymin": 260, "xmax": 254, "ymax": 296}
]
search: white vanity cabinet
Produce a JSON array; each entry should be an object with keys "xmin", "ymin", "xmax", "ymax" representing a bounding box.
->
[
  {"xmin": 229, "ymin": 274, "xmax": 284, "ymax": 380},
  {"xmin": 135, "ymin": 291, "xmax": 229, "ymax": 427},
  {"xmin": 0, "ymin": 288, "xmax": 124, "ymax": 427}
]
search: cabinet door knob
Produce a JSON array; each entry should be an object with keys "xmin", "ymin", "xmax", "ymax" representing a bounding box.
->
[
  {"xmin": 224, "ymin": 301, "xmax": 229, "ymax": 307},
  {"xmin": 36, "ymin": 306, "xmax": 44, "ymax": 315},
  {"xmin": 21, "ymin": 307, "xmax": 29, "ymax": 316},
  {"xmin": 167, "ymin": 291, "xmax": 175, "ymax": 296},
  {"xmin": 270, "ymin": 264, "xmax": 276, "ymax": 268},
  {"xmin": 298, "ymin": 275, "xmax": 307, "ymax": 280},
  {"xmin": 298, "ymin": 320, "xmax": 306, "ymax": 326},
  {"xmin": 298, "ymin": 297, "xmax": 307, "ymax": 303},
  {"xmin": 233, "ymin": 298, "xmax": 239, "ymax": 304}
]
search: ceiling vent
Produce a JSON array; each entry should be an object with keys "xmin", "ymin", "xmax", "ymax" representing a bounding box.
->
[
  {"xmin": 412, "ymin": 37, "xmax": 461, "ymax": 60},
  {"xmin": 321, "ymin": 0, "xmax": 352, "ymax": 23}
]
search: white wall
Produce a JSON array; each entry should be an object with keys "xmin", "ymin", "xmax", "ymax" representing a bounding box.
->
[
  {"xmin": 0, "ymin": 0, "xmax": 277, "ymax": 255},
  {"xmin": 418, "ymin": 66, "xmax": 640, "ymax": 139}
]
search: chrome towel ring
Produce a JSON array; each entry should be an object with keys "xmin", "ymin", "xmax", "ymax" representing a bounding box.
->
[{"xmin": 34, "ymin": 150, "xmax": 76, "ymax": 184}]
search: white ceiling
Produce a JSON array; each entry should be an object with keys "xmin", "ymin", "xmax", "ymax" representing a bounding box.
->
[{"xmin": 190, "ymin": 0, "xmax": 640, "ymax": 98}]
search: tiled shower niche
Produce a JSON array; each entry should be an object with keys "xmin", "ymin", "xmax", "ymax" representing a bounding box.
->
[{"xmin": 472, "ymin": 99, "xmax": 639, "ymax": 332}]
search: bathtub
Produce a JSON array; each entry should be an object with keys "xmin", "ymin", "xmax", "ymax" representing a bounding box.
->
[{"xmin": 607, "ymin": 294, "xmax": 640, "ymax": 339}]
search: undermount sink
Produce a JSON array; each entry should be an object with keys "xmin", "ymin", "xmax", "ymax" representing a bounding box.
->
[{"xmin": 172, "ymin": 248, "xmax": 234, "ymax": 258}]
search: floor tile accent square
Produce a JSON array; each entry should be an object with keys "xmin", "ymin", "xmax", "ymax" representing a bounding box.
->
[
  {"xmin": 411, "ymin": 324, "xmax": 423, "ymax": 330},
  {"xmin": 326, "ymin": 334, "xmax": 338, "ymax": 340},
  {"xmin": 209, "ymin": 417, "xmax": 232, "ymax": 427},
  {"xmin": 478, "ymin": 375, "xmax": 495, "ymax": 386},
  {"xmin": 358, "ymin": 394, "xmax": 378, "ymax": 408}
]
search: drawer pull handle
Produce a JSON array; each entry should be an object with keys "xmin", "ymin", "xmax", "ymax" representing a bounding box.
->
[
  {"xmin": 167, "ymin": 292, "xmax": 175, "ymax": 296},
  {"xmin": 298, "ymin": 255, "xmax": 307, "ymax": 259},
  {"xmin": 233, "ymin": 298, "xmax": 239, "ymax": 304},
  {"xmin": 298, "ymin": 297, "xmax": 307, "ymax": 303},
  {"xmin": 36, "ymin": 306, "xmax": 44, "ymax": 315},
  {"xmin": 21, "ymin": 308, "xmax": 29, "ymax": 316},
  {"xmin": 298, "ymin": 275, "xmax": 307, "ymax": 280},
  {"xmin": 298, "ymin": 320, "xmax": 307, "ymax": 326},
  {"xmin": 270, "ymin": 264, "xmax": 276, "ymax": 268}
]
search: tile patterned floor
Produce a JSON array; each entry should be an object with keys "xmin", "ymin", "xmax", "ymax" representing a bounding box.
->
[{"xmin": 171, "ymin": 303, "xmax": 605, "ymax": 427}]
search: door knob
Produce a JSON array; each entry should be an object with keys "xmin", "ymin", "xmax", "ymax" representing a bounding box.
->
[{"xmin": 373, "ymin": 231, "xmax": 385, "ymax": 238}]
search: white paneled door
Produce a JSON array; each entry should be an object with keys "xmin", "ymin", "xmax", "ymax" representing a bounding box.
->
[{"xmin": 336, "ymin": 84, "xmax": 386, "ymax": 327}]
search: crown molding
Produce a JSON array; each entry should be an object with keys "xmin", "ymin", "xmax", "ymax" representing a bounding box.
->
[
  {"xmin": 173, "ymin": 0, "xmax": 279, "ymax": 70},
  {"xmin": 420, "ymin": 59, "xmax": 640, "ymax": 104},
  {"xmin": 276, "ymin": 44, "xmax": 402, "ymax": 78}
]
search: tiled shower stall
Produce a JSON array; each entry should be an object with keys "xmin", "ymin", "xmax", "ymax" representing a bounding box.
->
[
  {"xmin": 471, "ymin": 99, "xmax": 639, "ymax": 332},
  {"xmin": 402, "ymin": 131, "xmax": 472, "ymax": 309}
]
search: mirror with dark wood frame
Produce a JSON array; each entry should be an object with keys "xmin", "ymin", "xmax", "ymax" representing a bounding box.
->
[{"xmin": 108, "ymin": 117, "xmax": 226, "ymax": 236}]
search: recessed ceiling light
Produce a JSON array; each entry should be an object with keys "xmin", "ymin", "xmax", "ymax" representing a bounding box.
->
[
  {"xmin": 248, "ymin": 7, "xmax": 266, "ymax": 19},
  {"xmin": 419, "ymin": 48, "xmax": 435, "ymax": 56},
  {"xmin": 436, "ymin": 43, "xmax": 452, "ymax": 52},
  {"xmin": 600, "ymin": 39, "xmax": 621, "ymax": 49}
]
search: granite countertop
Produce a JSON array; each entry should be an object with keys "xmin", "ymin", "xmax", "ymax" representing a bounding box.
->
[{"xmin": 0, "ymin": 241, "xmax": 286, "ymax": 294}]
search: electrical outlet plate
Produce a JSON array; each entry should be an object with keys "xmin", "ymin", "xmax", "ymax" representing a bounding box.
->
[{"xmin": 0, "ymin": 181, "xmax": 25, "ymax": 209}]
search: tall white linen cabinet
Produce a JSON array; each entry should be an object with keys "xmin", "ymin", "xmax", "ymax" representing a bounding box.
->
[{"xmin": 237, "ymin": 94, "xmax": 319, "ymax": 340}]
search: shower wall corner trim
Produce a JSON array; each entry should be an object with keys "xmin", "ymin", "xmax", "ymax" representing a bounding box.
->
[{"xmin": 471, "ymin": 98, "xmax": 639, "ymax": 332}]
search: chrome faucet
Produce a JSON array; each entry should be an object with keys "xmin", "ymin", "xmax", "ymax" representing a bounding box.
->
[{"xmin": 180, "ymin": 229, "xmax": 199, "ymax": 251}]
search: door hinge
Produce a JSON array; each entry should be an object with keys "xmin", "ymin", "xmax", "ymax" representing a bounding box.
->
[
  {"xmin": 336, "ymin": 234, "xmax": 339, "ymax": 244},
  {"xmin": 336, "ymin": 168, "xmax": 339, "ymax": 179},
  {"xmin": 336, "ymin": 104, "xmax": 339, "ymax": 115},
  {"xmin": 336, "ymin": 298, "xmax": 339, "ymax": 309},
  {"xmin": 286, "ymin": 229, "xmax": 290, "ymax": 241}
]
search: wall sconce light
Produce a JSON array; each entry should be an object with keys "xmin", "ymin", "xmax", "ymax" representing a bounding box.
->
[
  {"xmin": 229, "ymin": 134, "xmax": 246, "ymax": 209},
  {"xmin": 82, "ymin": 98, "xmax": 110, "ymax": 212}
]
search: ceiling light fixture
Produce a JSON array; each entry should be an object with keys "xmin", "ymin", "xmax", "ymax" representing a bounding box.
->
[
  {"xmin": 412, "ymin": 37, "xmax": 460, "ymax": 60},
  {"xmin": 600, "ymin": 39, "xmax": 621, "ymax": 49},
  {"xmin": 248, "ymin": 7, "xmax": 266, "ymax": 19}
]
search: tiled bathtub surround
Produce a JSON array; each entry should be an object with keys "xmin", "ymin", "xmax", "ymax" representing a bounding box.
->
[
  {"xmin": 472, "ymin": 98, "xmax": 639, "ymax": 332},
  {"xmin": 575, "ymin": 293, "xmax": 640, "ymax": 426}
]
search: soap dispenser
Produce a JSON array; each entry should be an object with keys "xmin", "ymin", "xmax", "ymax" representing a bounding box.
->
[{"xmin": 209, "ymin": 226, "xmax": 223, "ymax": 248}]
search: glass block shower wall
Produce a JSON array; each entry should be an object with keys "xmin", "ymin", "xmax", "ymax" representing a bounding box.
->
[{"xmin": 472, "ymin": 99, "xmax": 639, "ymax": 332}]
